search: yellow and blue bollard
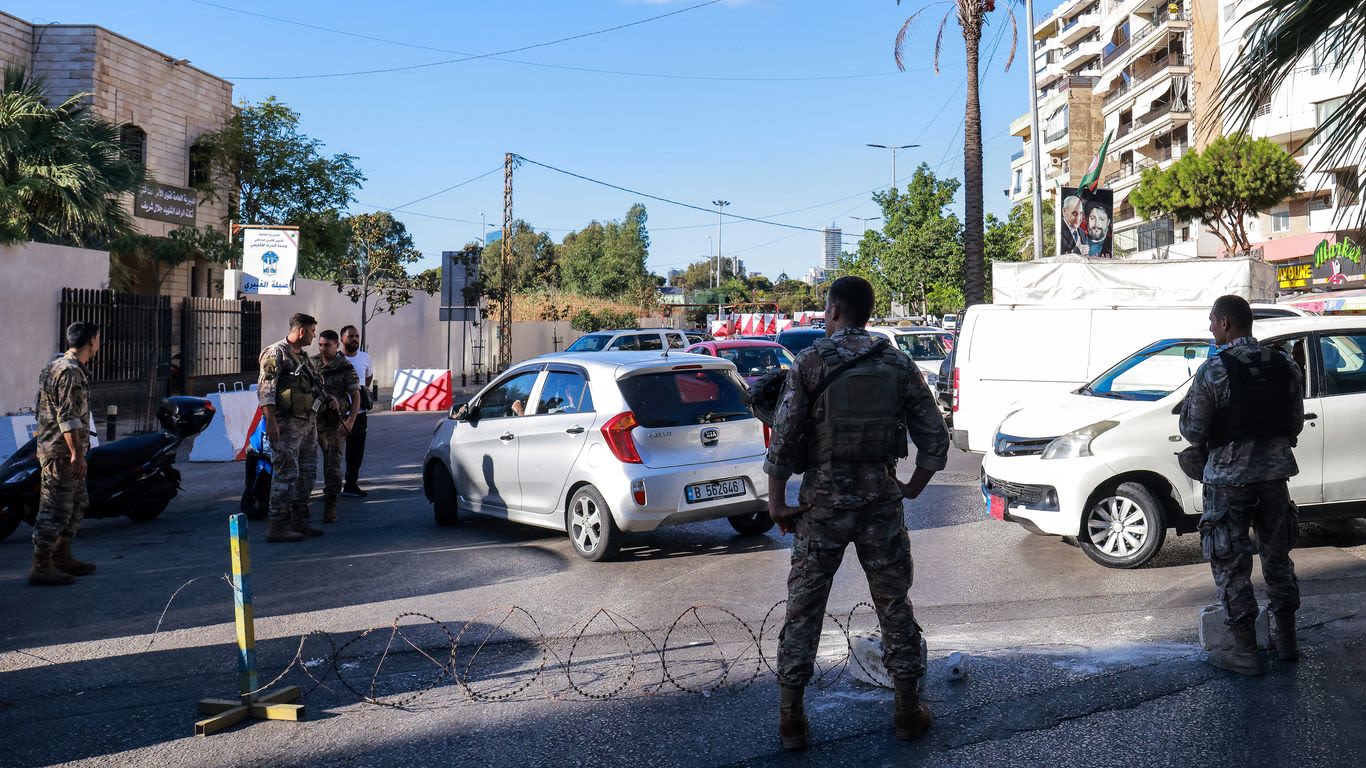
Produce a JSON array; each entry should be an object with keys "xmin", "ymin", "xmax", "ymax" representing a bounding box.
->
[{"xmin": 194, "ymin": 513, "xmax": 305, "ymax": 736}]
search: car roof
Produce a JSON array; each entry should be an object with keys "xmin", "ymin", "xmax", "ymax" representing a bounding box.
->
[
  {"xmin": 868, "ymin": 325, "xmax": 943, "ymax": 335},
  {"xmin": 694, "ymin": 339, "xmax": 786, "ymax": 349},
  {"xmin": 778, "ymin": 327, "xmax": 824, "ymax": 335},
  {"xmin": 513, "ymin": 350, "xmax": 736, "ymax": 378}
]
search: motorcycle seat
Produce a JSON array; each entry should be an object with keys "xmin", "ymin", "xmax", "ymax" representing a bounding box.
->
[{"xmin": 87, "ymin": 431, "xmax": 178, "ymax": 475}]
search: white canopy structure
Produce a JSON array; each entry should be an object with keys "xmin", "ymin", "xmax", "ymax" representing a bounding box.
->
[{"xmin": 992, "ymin": 256, "xmax": 1278, "ymax": 305}]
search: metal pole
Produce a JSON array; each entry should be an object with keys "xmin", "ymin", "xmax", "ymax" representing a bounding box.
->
[
  {"xmin": 499, "ymin": 153, "xmax": 513, "ymax": 372},
  {"xmin": 891, "ymin": 147, "xmax": 897, "ymax": 192},
  {"xmin": 712, "ymin": 200, "xmax": 730, "ymax": 319},
  {"xmin": 1025, "ymin": 0, "xmax": 1045, "ymax": 260}
]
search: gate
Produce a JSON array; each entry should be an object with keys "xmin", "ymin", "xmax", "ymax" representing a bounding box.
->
[
  {"xmin": 58, "ymin": 288, "xmax": 172, "ymax": 385},
  {"xmin": 181, "ymin": 298, "xmax": 262, "ymax": 380}
]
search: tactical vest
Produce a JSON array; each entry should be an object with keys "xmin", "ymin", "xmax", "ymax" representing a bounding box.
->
[
  {"xmin": 277, "ymin": 348, "xmax": 321, "ymax": 420},
  {"xmin": 804, "ymin": 338, "xmax": 907, "ymax": 469},
  {"xmin": 1208, "ymin": 347, "xmax": 1300, "ymax": 449}
]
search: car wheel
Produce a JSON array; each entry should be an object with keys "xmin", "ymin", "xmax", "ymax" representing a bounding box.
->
[
  {"xmin": 567, "ymin": 486, "xmax": 620, "ymax": 562},
  {"xmin": 431, "ymin": 467, "xmax": 460, "ymax": 527},
  {"xmin": 0, "ymin": 503, "xmax": 25, "ymax": 542},
  {"xmin": 727, "ymin": 509, "xmax": 775, "ymax": 536},
  {"xmin": 1078, "ymin": 482, "xmax": 1166, "ymax": 568}
]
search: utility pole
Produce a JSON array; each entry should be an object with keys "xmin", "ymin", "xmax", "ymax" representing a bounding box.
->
[
  {"xmin": 712, "ymin": 200, "xmax": 729, "ymax": 320},
  {"xmin": 499, "ymin": 153, "xmax": 513, "ymax": 372},
  {"xmin": 866, "ymin": 143, "xmax": 919, "ymax": 193},
  {"xmin": 1024, "ymin": 0, "xmax": 1045, "ymax": 260}
]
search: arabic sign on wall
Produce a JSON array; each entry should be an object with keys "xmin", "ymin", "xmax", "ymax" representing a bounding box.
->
[
  {"xmin": 133, "ymin": 182, "xmax": 197, "ymax": 226},
  {"xmin": 241, "ymin": 228, "xmax": 300, "ymax": 296},
  {"xmin": 1277, "ymin": 237, "xmax": 1363, "ymax": 291}
]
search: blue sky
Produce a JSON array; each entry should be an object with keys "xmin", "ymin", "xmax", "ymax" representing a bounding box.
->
[{"xmin": 19, "ymin": 0, "xmax": 1036, "ymax": 279}]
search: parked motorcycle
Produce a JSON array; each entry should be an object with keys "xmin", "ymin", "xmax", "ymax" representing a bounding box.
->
[
  {"xmin": 0, "ymin": 397, "xmax": 215, "ymax": 541},
  {"xmin": 240, "ymin": 417, "xmax": 271, "ymax": 521}
]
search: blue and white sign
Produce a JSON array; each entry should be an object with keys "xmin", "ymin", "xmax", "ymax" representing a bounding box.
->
[{"xmin": 242, "ymin": 228, "xmax": 300, "ymax": 295}]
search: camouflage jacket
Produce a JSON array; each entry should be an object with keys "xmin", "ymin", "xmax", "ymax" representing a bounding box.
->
[
  {"xmin": 311, "ymin": 352, "xmax": 360, "ymax": 429},
  {"xmin": 1179, "ymin": 336, "xmax": 1303, "ymax": 486},
  {"xmin": 257, "ymin": 338, "xmax": 317, "ymax": 419},
  {"xmin": 34, "ymin": 351, "xmax": 91, "ymax": 460},
  {"xmin": 764, "ymin": 327, "xmax": 949, "ymax": 509}
]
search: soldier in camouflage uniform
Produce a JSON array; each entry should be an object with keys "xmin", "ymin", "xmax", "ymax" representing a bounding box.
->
[
  {"xmin": 29, "ymin": 322, "xmax": 101, "ymax": 587},
  {"xmin": 1180, "ymin": 295, "xmax": 1304, "ymax": 676},
  {"xmin": 258, "ymin": 313, "xmax": 324, "ymax": 543},
  {"xmin": 765, "ymin": 277, "xmax": 949, "ymax": 750},
  {"xmin": 312, "ymin": 330, "xmax": 360, "ymax": 523}
]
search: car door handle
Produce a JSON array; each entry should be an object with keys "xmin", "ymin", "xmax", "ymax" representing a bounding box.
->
[
  {"xmin": 1304, "ymin": 413, "xmax": 1318, "ymax": 420},
  {"xmin": 499, "ymin": 432, "xmax": 515, "ymax": 442},
  {"xmin": 565, "ymin": 425, "xmax": 585, "ymax": 434}
]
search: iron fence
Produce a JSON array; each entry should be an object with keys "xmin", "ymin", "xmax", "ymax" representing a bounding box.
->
[
  {"xmin": 182, "ymin": 298, "xmax": 262, "ymax": 379},
  {"xmin": 58, "ymin": 288, "xmax": 172, "ymax": 385}
]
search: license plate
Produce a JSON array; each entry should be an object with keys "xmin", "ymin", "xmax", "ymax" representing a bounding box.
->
[
  {"xmin": 686, "ymin": 478, "xmax": 746, "ymax": 503},
  {"xmin": 987, "ymin": 493, "xmax": 1007, "ymax": 521}
]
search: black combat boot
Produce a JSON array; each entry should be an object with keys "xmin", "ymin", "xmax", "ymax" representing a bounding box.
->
[
  {"xmin": 1273, "ymin": 612, "xmax": 1299, "ymax": 662},
  {"xmin": 1208, "ymin": 623, "xmax": 1265, "ymax": 676},
  {"xmin": 778, "ymin": 684, "xmax": 809, "ymax": 751},
  {"xmin": 893, "ymin": 677, "xmax": 934, "ymax": 741},
  {"xmin": 52, "ymin": 536, "xmax": 96, "ymax": 576}
]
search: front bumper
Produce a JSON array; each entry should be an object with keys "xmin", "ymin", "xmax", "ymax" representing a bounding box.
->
[
  {"xmin": 980, "ymin": 452, "xmax": 1113, "ymax": 537},
  {"xmin": 594, "ymin": 458, "xmax": 770, "ymax": 533}
]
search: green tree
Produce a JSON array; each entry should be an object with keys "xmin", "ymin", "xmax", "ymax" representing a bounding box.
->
[
  {"xmin": 1130, "ymin": 133, "xmax": 1302, "ymax": 255},
  {"xmin": 843, "ymin": 164, "xmax": 964, "ymax": 317},
  {"xmin": 896, "ymin": 1, "xmax": 1018, "ymax": 308},
  {"xmin": 195, "ymin": 96, "xmax": 364, "ymax": 278},
  {"xmin": 772, "ymin": 279, "xmax": 822, "ymax": 314},
  {"xmin": 680, "ymin": 256, "xmax": 737, "ymax": 291},
  {"xmin": 109, "ymin": 225, "xmax": 232, "ymax": 291},
  {"xmin": 334, "ymin": 211, "xmax": 428, "ymax": 345},
  {"xmin": 492, "ymin": 219, "xmax": 559, "ymax": 293},
  {"xmin": 0, "ymin": 67, "xmax": 144, "ymax": 246},
  {"xmin": 987, "ymin": 197, "xmax": 1055, "ymax": 261},
  {"xmin": 560, "ymin": 203, "xmax": 652, "ymax": 299}
]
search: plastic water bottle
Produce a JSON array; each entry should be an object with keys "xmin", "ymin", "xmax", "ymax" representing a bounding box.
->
[{"xmin": 946, "ymin": 652, "xmax": 967, "ymax": 682}]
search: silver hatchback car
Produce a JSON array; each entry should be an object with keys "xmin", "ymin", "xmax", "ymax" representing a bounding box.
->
[{"xmin": 423, "ymin": 352, "xmax": 773, "ymax": 561}]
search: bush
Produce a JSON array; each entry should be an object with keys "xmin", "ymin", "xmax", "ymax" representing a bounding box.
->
[{"xmin": 569, "ymin": 309, "xmax": 638, "ymax": 333}]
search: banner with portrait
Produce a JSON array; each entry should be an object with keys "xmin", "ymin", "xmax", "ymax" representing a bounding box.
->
[{"xmin": 1057, "ymin": 186, "xmax": 1114, "ymax": 259}]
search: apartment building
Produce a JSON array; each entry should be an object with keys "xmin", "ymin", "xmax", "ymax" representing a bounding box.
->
[
  {"xmin": 0, "ymin": 12, "xmax": 234, "ymax": 297},
  {"xmin": 1011, "ymin": 0, "xmax": 1361, "ymax": 270}
]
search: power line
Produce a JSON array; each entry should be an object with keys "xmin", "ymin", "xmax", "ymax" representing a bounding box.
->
[
  {"xmin": 218, "ymin": 0, "xmax": 723, "ymax": 80},
  {"xmin": 386, "ymin": 166, "xmax": 504, "ymax": 211}
]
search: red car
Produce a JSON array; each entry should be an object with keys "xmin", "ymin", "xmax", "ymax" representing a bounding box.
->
[{"xmin": 684, "ymin": 339, "xmax": 795, "ymax": 384}]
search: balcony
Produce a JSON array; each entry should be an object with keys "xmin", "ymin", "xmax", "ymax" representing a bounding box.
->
[
  {"xmin": 1061, "ymin": 37, "xmax": 1103, "ymax": 70},
  {"xmin": 1131, "ymin": 8, "xmax": 1192, "ymax": 59},
  {"xmin": 1043, "ymin": 126, "xmax": 1070, "ymax": 145},
  {"xmin": 1059, "ymin": 12, "xmax": 1102, "ymax": 45},
  {"xmin": 1011, "ymin": 149, "xmax": 1026, "ymax": 162},
  {"xmin": 1103, "ymin": 80, "xmax": 1132, "ymax": 107},
  {"xmin": 1135, "ymin": 99, "xmax": 1192, "ymax": 128},
  {"xmin": 1102, "ymin": 38, "xmax": 1131, "ymax": 67}
]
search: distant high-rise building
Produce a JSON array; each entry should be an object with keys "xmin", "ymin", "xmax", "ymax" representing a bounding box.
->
[
  {"xmin": 666, "ymin": 268, "xmax": 684, "ymax": 287},
  {"xmin": 822, "ymin": 224, "xmax": 842, "ymax": 270}
]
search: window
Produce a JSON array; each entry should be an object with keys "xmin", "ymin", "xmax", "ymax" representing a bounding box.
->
[
  {"xmin": 535, "ymin": 371, "xmax": 593, "ymax": 415},
  {"xmin": 1084, "ymin": 340, "xmax": 1213, "ymax": 401},
  {"xmin": 668, "ymin": 333, "xmax": 686, "ymax": 350},
  {"xmin": 609, "ymin": 333, "xmax": 660, "ymax": 351},
  {"xmin": 474, "ymin": 370, "xmax": 540, "ymax": 421},
  {"xmin": 1334, "ymin": 168, "xmax": 1359, "ymax": 208},
  {"xmin": 1271, "ymin": 210, "xmax": 1291, "ymax": 233},
  {"xmin": 1311, "ymin": 97, "xmax": 1346, "ymax": 145},
  {"xmin": 1265, "ymin": 336, "xmax": 1310, "ymax": 392},
  {"xmin": 894, "ymin": 334, "xmax": 948, "ymax": 361},
  {"xmin": 1319, "ymin": 334, "xmax": 1366, "ymax": 396},
  {"xmin": 119, "ymin": 125, "xmax": 146, "ymax": 165},
  {"xmin": 617, "ymin": 370, "xmax": 752, "ymax": 428},
  {"xmin": 188, "ymin": 141, "xmax": 211, "ymax": 187},
  {"xmin": 717, "ymin": 345, "xmax": 794, "ymax": 377},
  {"xmin": 566, "ymin": 334, "xmax": 611, "ymax": 352}
]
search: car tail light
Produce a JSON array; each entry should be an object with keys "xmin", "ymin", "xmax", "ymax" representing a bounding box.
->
[
  {"xmin": 762, "ymin": 424, "xmax": 772, "ymax": 448},
  {"xmin": 951, "ymin": 367, "xmax": 961, "ymax": 413},
  {"xmin": 630, "ymin": 479, "xmax": 647, "ymax": 506},
  {"xmin": 601, "ymin": 411, "xmax": 642, "ymax": 464}
]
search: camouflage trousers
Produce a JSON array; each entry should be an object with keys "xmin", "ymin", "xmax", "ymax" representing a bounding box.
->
[
  {"xmin": 317, "ymin": 426, "xmax": 346, "ymax": 499},
  {"xmin": 269, "ymin": 417, "xmax": 317, "ymax": 524},
  {"xmin": 777, "ymin": 502, "xmax": 924, "ymax": 686},
  {"xmin": 33, "ymin": 455, "xmax": 89, "ymax": 551},
  {"xmin": 1201, "ymin": 481, "xmax": 1300, "ymax": 627}
]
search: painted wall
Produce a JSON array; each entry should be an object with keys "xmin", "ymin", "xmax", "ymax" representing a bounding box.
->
[{"xmin": 0, "ymin": 243, "xmax": 111, "ymax": 415}]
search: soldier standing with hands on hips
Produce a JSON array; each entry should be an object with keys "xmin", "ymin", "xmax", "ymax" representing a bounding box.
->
[
  {"xmin": 1180, "ymin": 295, "xmax": 1304, "ymax": 675},
  {"xmin": 28, "ymin": 322, "xmax": 101, "ymax": 586},
  {"xmin": 258, "ymin": 313, "xmax": 325, "ymax": 543},
  {"xmin": 339, "ymin": 325, "xmax": 373, "ymax": 498},
  {"xmin": 313, "ymin": 329, "xmax": 360, "ymax": 523},
  {"xmin": 763, "ymin": 276, "xmax": 949, "ymax": 750}
]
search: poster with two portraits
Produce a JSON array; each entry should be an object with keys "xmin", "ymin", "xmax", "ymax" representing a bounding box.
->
[{"xmin": 1057, "ymin": 186, "xmax": 1113, "ymax": 259}]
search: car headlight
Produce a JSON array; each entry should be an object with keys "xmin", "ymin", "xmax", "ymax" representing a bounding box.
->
[
  {"xmin": 2, "ymin": 466, "xmax": 38, "ymax": 486},
  {"xmin": 1041, "ymin": 420, "xmax": 1120, "ymax": 460}
]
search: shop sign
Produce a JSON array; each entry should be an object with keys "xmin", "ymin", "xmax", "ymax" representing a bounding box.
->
[{"xmin": 1313, "ymin": 237, "xmax": 1362, "ymax": 287}]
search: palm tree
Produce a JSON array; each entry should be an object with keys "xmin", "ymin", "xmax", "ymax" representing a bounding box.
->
[
  {"xmin": 1218, "ymin": 1, "xmax": 1366, "ymax": 231},
  {"xmin": 0, "ymin": 66, "xmax": 144, "ymax": 247},
  {"xmin": 895, "ymin": 1, "xmax": 1017, "ymax": 307}
]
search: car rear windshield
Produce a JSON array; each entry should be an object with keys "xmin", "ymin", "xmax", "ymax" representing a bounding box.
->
[
  {"xmin": 566, "ymin": 334, "xmax": 611, "ymax": 352},
  {"xmin": 894, "ymin": 333, "xmax": 947, "ymax": 361},
  {"xmin": 718, "ymin": 346, "xmax": 794, "ymax": 377},
  {"xmin": 778, "ymin": 330, "xmax": 824, "ymax": 355},
  {"xmin": 617, "ymin": 369, "xmax": 753, "ymax": 427}
]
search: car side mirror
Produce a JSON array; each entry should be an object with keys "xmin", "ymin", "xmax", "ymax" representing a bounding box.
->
[
  {"xmin": 1171, "ymin": 398, "xmax": 1185, "ymax": 415},
  {"xmin": 450, "ymin": 399, "xmax": 469, "ymax": 421}
]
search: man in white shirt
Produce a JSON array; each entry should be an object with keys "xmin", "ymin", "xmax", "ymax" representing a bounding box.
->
[{"xmin": 340, "ymin": 325, "xmax": 374, "ymax": 497}]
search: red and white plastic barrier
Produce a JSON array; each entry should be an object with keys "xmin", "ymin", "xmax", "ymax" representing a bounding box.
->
[
  {"xmin": 189, "ymin": 390, "xmax": 262, "ymax": 462},
  {"xmin": 392, "ymin": 369, "xmax": 452, "ymax": 412}
]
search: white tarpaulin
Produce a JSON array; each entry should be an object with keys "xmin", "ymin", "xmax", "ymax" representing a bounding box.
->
[{"xmin": 992, "ymin": 256, "xmax": 1277, "ymax": 305}]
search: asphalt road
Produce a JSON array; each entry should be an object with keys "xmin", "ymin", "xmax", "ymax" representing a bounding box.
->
[{"xmin": 2, "ymin": 411, "xmax": 1364, "ymax": 767}]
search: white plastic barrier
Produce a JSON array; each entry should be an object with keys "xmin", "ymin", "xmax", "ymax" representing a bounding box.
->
[
  {"xmin": 392, "ymin": 369, "xmax": 452, "ymax": 412},
  {"xmin": 189, "ymin": 389, "xmax": 262, "ymax": 462}
]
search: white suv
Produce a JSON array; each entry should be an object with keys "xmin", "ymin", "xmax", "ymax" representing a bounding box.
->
[
  {"xmin": 423, "ymin": 352, "xmax": 772, "ymax": 561},
  {"xmin": 982, "ymin": 317, "xmax": 1366, "ymax": 568},
  {"xmin": 565, "ymin": 329, "xmax": 688, "ymax": 353}
]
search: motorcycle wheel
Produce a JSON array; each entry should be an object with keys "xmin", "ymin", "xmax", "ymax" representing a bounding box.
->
[
  {"xmin": 0, "ymin": 503, "xmax": 26, "ymax": 542},
  {"xmin": 126, "ymin": 497, "xmax": 172, "ymax": 522}
]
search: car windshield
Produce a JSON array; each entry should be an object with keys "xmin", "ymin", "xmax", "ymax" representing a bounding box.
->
[
  {"xmin": 778, "ymin": 330, "xmax": 824, "ymax": 355},
  {"xmin": 893, "ymin": 333, "xmax": 947, "ymax": 361},
  {"xmin": 566, "ymin": 334, "xmax": 611, "ymax": 352},
  {"xmin": 717, "ymin": 346, "xmax": 794, "ymax": 377},
  {"xmin": 617, "ymin": 369, "xmax": 753, "ymax": 427},
  {"xmin": 1081, "ymin": 340, "xmax": 1214, "ymax": 401}
]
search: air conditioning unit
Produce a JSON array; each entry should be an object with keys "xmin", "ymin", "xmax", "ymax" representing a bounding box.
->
[{"xmin": 1049, "ymin": 157, "xmax": 1063, "ymax": 168}]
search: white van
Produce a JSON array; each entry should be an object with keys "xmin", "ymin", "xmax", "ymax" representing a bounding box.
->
[{"xmin": 949, "ymin": 303, "xmax": 1308, "ymax": 454}]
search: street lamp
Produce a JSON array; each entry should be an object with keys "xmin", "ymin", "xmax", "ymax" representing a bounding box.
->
[
  {"xmin": 850, "ymin": 215, "xmax": 882, "ymax": 234},
  {"xmin": 712, "ymin": 200, "xmax": 730, "ymax": 317},
  {"xmin": 866, "ymin": 143, "xmax": 920, "ymax": 192}
]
